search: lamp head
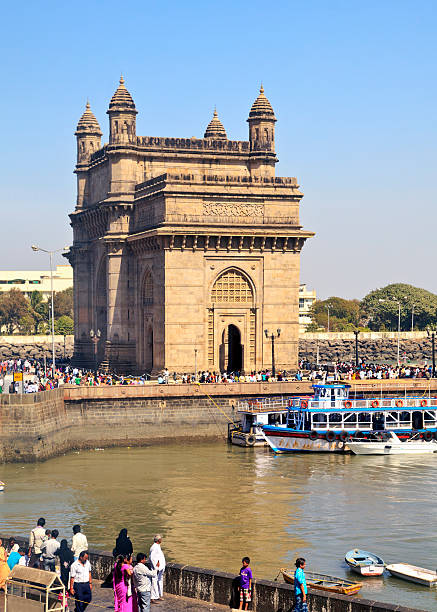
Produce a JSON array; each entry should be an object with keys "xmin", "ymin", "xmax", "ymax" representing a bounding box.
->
[
  {"xmin": 90, "ymin": 329, "xmax": 95, "ymax": 338},
  {"xmin": 264, "ymin": 329, "xmax": 268, "ymax": 338},
  {"xmin": 277, "ymin": 328, "xmax": 281, "ymax": 337},
  {"xmin": 31, "ymin": 245, "xmax": 39, "ymax": 252}
]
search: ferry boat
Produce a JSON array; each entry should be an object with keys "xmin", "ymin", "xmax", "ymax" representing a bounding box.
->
[
  {"xmin": 261, "ymin": 384, "xmax": 437, "ymax": 453},
  {"xmin": 228, "ymin": 398, "xmax": 289, "ymax": 447}
]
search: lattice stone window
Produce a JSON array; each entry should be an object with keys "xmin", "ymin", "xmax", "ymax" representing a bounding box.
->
[
  {"xmin": 143, "ymin": 270, "xmax": 153, "ymax": 305},
  {"xmin": 211, "ymin": 269, "xmax": 253, "ymax": 303}
]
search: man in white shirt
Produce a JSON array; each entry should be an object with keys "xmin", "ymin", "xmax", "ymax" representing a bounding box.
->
[
  {"xmin": 28, "ymin": 517, "xmax": 47, "ymax": 567},
  {"xmin": 133, "ymin": 553, "xmax": 157, "ymax": 612},
  {"xmin": 149, "ymin": 534, "xmax": 166, "ymax": 603},
  {"xmin": 71, "ymin": 524, "xmax": 88, "ymax": 561},
  {"xmin": 41, "ymin": 529, "xmax": 60, "ymax": 571},
  {"xmin": 70, "ymin": 551, "xmax": 92, "ymax": 612}
]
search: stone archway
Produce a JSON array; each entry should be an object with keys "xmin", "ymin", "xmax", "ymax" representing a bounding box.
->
[
  {"xmin": 211, "ymin": 268, "xmax": 255, "ymax": 373},
  {"xmin": 141, "ymin": 269, "xmax": 154, "ymax": 372},
  {"xmin": 95, "ymin": 257, "xmax": 107, "ymax": 363}
]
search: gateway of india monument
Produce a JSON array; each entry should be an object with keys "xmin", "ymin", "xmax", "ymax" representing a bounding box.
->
[{"xmin": 66, "ymin": 77, "xmax": 314, "ymax": 373}]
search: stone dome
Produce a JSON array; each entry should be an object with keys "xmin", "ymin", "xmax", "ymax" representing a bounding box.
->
[
  {"xmin": 204, "ymin": 109, "xmax": 227, "ymax": 139},
  {"xmin": 75, "ymin": 102, "xmax": 102, "ymax": 135},
  {"xmin": 248, "ymin": 85, "xmax": 276, "ymax": 119},
  {"xmin": 108, "ymin": 75, "xmax": 137, "ymax": 112}
]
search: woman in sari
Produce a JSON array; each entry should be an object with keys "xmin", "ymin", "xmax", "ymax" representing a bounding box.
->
[
  {"xmin": 57, "ymin": 540, "xmax": 74, "ymax": 589},
  {"xmin": 0, "ymin": 539, "xmax": 10, "ymax": 590},
  {"xmin": 113, "ymin": 554, "xmax": 137, "ymax": 612}
]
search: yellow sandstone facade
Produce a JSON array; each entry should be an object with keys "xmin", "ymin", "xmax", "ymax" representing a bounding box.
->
[{"xmin": 66, "ymin": 78, "xmax": 313, "ymax": 373}]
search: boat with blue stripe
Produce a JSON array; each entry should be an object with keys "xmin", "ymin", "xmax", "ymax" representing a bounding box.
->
[{"xmin": 261, "ymin": 383, "xmax": 437, "ymax": 453}]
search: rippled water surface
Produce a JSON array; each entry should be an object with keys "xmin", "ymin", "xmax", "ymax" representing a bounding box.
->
[{"xmin": 1, "ymin": 442, "xmax": 437, "ymax": 611}]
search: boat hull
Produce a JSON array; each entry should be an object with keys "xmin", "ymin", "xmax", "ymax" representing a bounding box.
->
[
  {"xmin": 347, "ymin": 564, "xmax": 384, "ymax": 577},
  {"xmin": 230, "ymin": 432, "xmax": 266, "ymax": 447},
  {"xmin": 348, "ymin": 441, "xmax": 437, "ymax": 455},
  {"xmin": 386, "ymin": 564, "xmax": 437, "ymax": 586},
  {"xmin": 281, "ymin": 569, "xmax": 362, "ymax": 595},
  {"xmin": 263, "ymin": 431, "xmax": 347, "ymax": 453}
]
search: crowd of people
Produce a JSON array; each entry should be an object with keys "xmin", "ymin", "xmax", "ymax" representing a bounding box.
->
[
  {"xmin": 299, "ymin": 359, "xmax": 436, "ymax": 382},
  {"xmin": 0, "ymin": 516, "xmax": 312, "ymax": 612}
]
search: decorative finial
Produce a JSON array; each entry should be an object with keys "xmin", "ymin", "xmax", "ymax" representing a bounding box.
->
[
  {"xmin": 213, "ymin": 107, "xmax": 218, "ymax": 117},
  {"xmin": 120, "ymin": 74, "xmax": 124, "ymax": 85},
  {"xmin": 260, "ymin": 83, "xmax": 264, "ymax": 94},
  {"xmin": 86, "ymin": 99, "xmax": 90, "ymax": 110}
]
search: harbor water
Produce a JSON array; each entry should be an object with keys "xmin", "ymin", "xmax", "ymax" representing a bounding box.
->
[{"xmin": 0, "ymin": 441, "xmax": 436, "ymax": 611}]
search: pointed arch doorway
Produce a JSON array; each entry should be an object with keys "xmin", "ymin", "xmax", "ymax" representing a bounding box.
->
[{"xmin": 220, "ymin": 324, "xmax": 243, "ymax": 373}]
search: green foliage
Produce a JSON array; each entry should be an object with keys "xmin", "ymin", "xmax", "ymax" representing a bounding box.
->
[
  {"xmin": 55, "ymin": 315, "xmax": 74, "ymax": 335},
  {"xmin": 0, "ymin": 289, "xmax": 30, "ymax": 334},
  {"xmin": 19, "ymin": 313, "xmax": 36, "ymax": 334},
  {"xmin": 361, "ymin": 283, "xmax": 437, "ymax": 330},
  {"xmin": 54, "ymin": 287, "xmax": 73, "ymax": 318},
  {"xmin": 310, "ymin": 297, "xmax": 361, "ymax": 331}
]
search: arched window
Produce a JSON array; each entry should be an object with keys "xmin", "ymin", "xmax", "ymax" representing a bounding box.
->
[
  {"xmin": 143, "ymin": 270, "xmax": 153, "ymax": 305},
  {"xmin": 211, "ymin": 269, "xmax": 253, "ymax": 303}
]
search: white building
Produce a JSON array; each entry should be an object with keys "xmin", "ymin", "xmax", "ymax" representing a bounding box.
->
[
  {"xmin": 299, "ymin": 283, "xmax": 316, "ymax": 330},
  {"xmin": 0, "ymin": 265, "xmax": 73, "ymax": 300}
]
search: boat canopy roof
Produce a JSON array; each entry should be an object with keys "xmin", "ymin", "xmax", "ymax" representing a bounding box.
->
[{"xmin": 312, "ymin": 384, "xmax": 351, "ymax": 390}]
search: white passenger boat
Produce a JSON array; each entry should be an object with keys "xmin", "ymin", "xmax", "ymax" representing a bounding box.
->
[
  {"xmin": 386, "ymin": 563, "xmax": 437, "ymax": 586},
  {"xmin": 262, "ymin": 383, "xmax": 437, "ymax": 453},
  {"xmin": 228, "ymin": 399, "xmax": 289, "ymax": 447},
  {"xmin": 348, "ymin": 432, "xmax": 437, "ymax": 455}
]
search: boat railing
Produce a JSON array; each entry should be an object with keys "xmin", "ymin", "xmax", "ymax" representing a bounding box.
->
[
  {"xmin": 237, "ymin": 397, "xmax": 291, "ymax": 412},
  {"xmin": 298, "ymin": 398, "xmax": 437, "ymax": 410}
]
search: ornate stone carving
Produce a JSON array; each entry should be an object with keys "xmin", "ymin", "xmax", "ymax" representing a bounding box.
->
[{"xmin": 203, "ymin": 203, "xmax": 263, "ymax": 217}]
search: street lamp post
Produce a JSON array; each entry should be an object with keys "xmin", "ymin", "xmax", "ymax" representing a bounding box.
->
[
  {"xmin": 325, "ymin": 304, "xmax": 331, "ymax": 333},
  {"xmin": 194, "ymin": 348, "xmax": 198, "ymax": 382},
  {"xmin": 264, "ymin": 328, "xmax": 281, "ymax": 378},
  {"xmin": 31, "ymin": 244, "xmax": 68, "ymax": 375},
  {"xmin": 411, "ymin": 304, "xmax": 415, "ymax": 332},
  {"xmin": 427, "ymin": 329, "xmax": 436, "ymax": 378},
  {"xmin": 90, "ymin": 329, "xmax": 101, "ymax": 371},
  {"xmin": 353, "ymin": 330, "xmax": 360, "ymax": 368}
]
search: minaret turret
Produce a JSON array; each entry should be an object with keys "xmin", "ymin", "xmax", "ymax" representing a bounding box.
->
[
  {"xmin": 75, "ymin": 101, "xmax": 102, "ymax": 163},
  {"xmin": 247, "ymin": 85, "xmax": 277, "ymax": 177},
  {"xmin": 107, "ymin": 75, "xmax": 137, "ymax": 144},
  {"xmin": 204, "ymin": 108, "xmax": 227, "ymax": 139}
]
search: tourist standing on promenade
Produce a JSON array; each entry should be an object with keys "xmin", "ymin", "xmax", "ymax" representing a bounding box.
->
[
  {"xmin": 7, "ymin": 544, "xmax": 21, "ymax": 570},
  {"xmin": 293, "ymin": 558, "xmax": 307, "ymax": 612},
  {"xmin": 133, "ymin": 553, "xmax": 157, "ymax": 612},
  {"xmin": 41, "ymin": 529, "xmax": 60, "ymax": 571},
  {"xmin": 0, "ymin": 539, "xmax": 10, "ymax": 590},
  {"xmin": 238, "ymin": 557, "xmax": 253, "ymax": 611},
  {"xmin": 113, "ymin": 554, "xmax": 137, "ymax": 612},
  {"xmin": 149, "ymin": 534, "xmax": 166, "ymax": 603},
  {"xmin": 28, "ymin": 517, "xmax": 46, "ymax": 567},
  {"xmin": 70, "ymin": 551, "xmax": 92, "ymax": 612},
  {"xmin": 113, "ymin": 528, "xmax": 133, "ymax": 558},
  {"xmin": 72, "ymin": 525, "xmax": 88, "ymax": 561},
  {"xmin": 58, "ymin": 540, "xmax": 74, "ymax": 589}
]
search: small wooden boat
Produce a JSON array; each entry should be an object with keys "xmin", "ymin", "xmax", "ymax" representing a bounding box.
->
[
  {"xmin": 281, "ymin": 568, "xmax": 363, "ymax": 595},
  {"xmin": 345, "ymin": 549, "xmax": 385, "ymax": 576},
  {"xmin": 386, "ymin": 563, "xmax": 437, "ymax": 586}
]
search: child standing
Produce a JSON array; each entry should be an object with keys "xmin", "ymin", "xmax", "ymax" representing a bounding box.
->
[{"xmin": 239, "ymin": 556, "xmax": 253, "ymax": 611}]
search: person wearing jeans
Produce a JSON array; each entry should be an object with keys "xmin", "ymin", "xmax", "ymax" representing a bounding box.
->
[{"xmin": 133, "ymin": 553, "xmax": 157, "ymax": 612}]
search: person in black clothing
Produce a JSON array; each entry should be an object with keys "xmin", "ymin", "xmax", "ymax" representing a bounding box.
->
[
  {"xmin": 113, "ymin": 529, "xmax": 133, "ymax": 558},
  {"xmin": 57, "ymin": 539, "xmax": 74, "ymax": 589}
]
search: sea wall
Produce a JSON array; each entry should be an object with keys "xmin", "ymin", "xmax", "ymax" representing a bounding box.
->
[
  {"xmin": 0, "ymin": 335, "xmax": 74, "ymax": 360},
  {"xmin": 3, "ymin": 380, "xmax": 437, "ymax": 463},
  {"xmin": 0, "ymin": 535, "xmax": 422, "ymax": 612},
  {"xmin": 299, "ymin": 331, "xmax": 432, "ymax": 364}
]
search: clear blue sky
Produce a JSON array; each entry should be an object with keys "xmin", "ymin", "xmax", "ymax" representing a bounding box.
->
[{"xmin": 1, "ymin": 0, "xmax": 436, "ymax": 299}]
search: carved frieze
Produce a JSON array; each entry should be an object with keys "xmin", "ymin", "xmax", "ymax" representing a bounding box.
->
[{"xmin": 203, "ymin": 203, "xmax": 264, "ymax": 217}]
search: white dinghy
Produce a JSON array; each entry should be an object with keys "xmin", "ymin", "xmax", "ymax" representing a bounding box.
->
[
  {"xmin": 386, "ymin": 563, "xmax": 437, "ymax": 586},
  {"xmin": 348, "ymin": 432, "xmax": 437, "ymax": 455}
]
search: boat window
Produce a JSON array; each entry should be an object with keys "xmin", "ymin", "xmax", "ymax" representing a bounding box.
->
[
  {"xmin": 358, "ymin": 412, "xmax": 372, "ymax": 426},
  {"xmin": 424, "ymin": 410, "xmax": 437, "ymax": 423},
  {"xmin": 385, "ymin": 411, "xmax": 400, "ymax": 429},
  {"xmin": 343, "ymin": 412, "xmax": 357, "ymax": 425},
  {"xmin": 399, "ymin": 411, "xmax": 412, "ymax": 426},
  {"xmin": 328, "ymin": 413, "xmax": 342, "ymax": 426},
  {"xmin": 312, "ymin": 413, "xmax": 327, "ymax": 428},
  {"xmin": 268, "ymin": 413, "xmax": 282, "ymax": 425}
]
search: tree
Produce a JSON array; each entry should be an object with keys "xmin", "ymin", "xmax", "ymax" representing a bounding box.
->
[
  {"xmin": 19, "ymin": 313, "xmax": 36, "ymax": 334},
  {"xmin": 361, "ymin": 283, "xmax": 437, "ymax": 330},
  {"xmin": 0, "ymin": 289, "xmax": 31, "ymax": 334},
  {"xmin": 55, "ymin": 315, "xmax": 74, "ymax": 335},
  {"xmin": 310, "ymin": 297, "xmax": 361, "ymax": 331},
  {"xmin": 54, "ymin": 287, "xmax": 73, "ymax": 319}
]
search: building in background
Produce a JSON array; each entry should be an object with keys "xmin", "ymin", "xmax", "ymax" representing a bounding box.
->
[
  {"xmin": 66, "ymin": 78, "xmax": 313, "ymax": 373},
  {"xmin": 0, "ymin": 265, "xmax": 73, "ymax": 300},
  {"xmin": 299, "ymin": 284, "xmax": 316, "ymax": 330}
]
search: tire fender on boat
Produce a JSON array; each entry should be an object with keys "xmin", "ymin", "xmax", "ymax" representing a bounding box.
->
[
  {"xmin": 423, "ymin": 431, "xmax": 433, "ymax": 442},
  {"xmin": 246, "ymin": 435, "xmax": 256, "ymax": 446},
  {"xmin": 309, "ymin": 430, "xmax": 318, "ymax": 441},
  {"xmin": 325, "ymin": 430, "xmax": 336, "ymax": 442},
  {"xmin": 339, "ymin": 432, "xmax": 349, "ymax": 442}
]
